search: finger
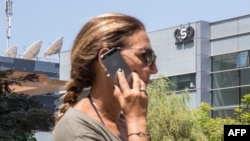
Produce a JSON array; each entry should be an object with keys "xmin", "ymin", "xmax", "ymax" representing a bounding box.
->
[
  {"xmin": 117, "ymin": 68, "xmax": 130, "ymax": 92},
  {"xmin": 139, "ymin": 80, "xmax": 147, "ymax": 95},
  {"xmin": 113, "ymin": 84, "xmax": 122, "ymax": 99},
  {"xmin": 131, "ymin": 72, "xmax": 141, "ymax": 91},
  {"xmin": 113, "ymin": 85, "xmax": 126, "ymax": 109},
  {"xmin": 140, "ymin": 79, "xmax": 147, "ymax": 89}
]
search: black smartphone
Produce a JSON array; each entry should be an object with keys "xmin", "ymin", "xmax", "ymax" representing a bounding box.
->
[{"xmin": 101, "ymin": 48, "xmax": 132, "ymax": 86}]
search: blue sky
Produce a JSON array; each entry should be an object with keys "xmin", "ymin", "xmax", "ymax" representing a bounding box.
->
[{"xmin": 1, "ymin": 0, "xmax": 250, "ymax": 60}]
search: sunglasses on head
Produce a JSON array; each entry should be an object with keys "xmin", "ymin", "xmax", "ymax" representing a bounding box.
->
[{"xmin": 115, "ymin": 47, "xmax": 156, "ymax": 67}]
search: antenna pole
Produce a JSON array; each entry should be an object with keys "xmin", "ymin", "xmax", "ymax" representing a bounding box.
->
[{"xmin": 5, "ymin": 0, "xmax": 13, "ymax": 50}]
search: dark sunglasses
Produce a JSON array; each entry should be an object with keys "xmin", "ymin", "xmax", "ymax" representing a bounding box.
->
[{"xmin": 115, "ymin": 47, "xmax": 156, "ymax": 67}]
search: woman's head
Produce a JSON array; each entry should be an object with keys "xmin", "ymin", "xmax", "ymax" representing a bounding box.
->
[
  {"xmin": 70, "ymin": 13, "xmax": 145, "ymax": 90},
  {"xmin": 56, "ymin": 13, "xmax": 146, "ymax": 122}
]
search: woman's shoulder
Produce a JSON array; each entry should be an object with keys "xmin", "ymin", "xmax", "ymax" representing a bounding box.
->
[
  {"xmin": 52, "ymin": 107, "xmax": 101, "ymax": 140},
  {"xmin": 56, "ymin": 107, "xmax": 96, "ymax": 127},
  {"xmin": 53, "ymin": 107, "xmax": 122, "ymax": 141}
]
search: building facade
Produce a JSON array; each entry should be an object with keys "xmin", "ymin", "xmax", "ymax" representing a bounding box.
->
[
  {"xmin": 0, "ymin": 56, "xmax": 65, "ymax": 95},
  {"xmin": 148, "ymin": 14, "xmax": 250, "ymax": 118},
  {"xmin": 59, "ymin": 14, "xmax": 250, "ymax": 118}
]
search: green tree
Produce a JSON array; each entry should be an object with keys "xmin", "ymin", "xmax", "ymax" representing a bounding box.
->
[
  {"xmin": 0, "ymin": 70, "xmax": 55, "ymax": 141},
  {"xmin": 147, "ymin": 76, "xmax": 207, "ymax": 141},
  {"xmin": 192, "ymin": 103, "xmax": 236, "ymax": 141},
  {"xmin": 146, "ymin": 76, "xmax": 250, "ymax": 141},
  {"xmin": 194, "ymin": 94, "xmax": 250, "ymax": 141},
  {"xmin": 234, "ymin": 94, "xmax": 250, "ymax": 124}
]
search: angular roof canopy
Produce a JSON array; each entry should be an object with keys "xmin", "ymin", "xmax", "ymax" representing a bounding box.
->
[{"xmin": 9, "ymin": 71, "xmax": 67, "ymax": 96}]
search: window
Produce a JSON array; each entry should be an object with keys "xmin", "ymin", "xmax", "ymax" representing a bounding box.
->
[
  {"xmin": 211, "ymin": 51, "xmax": 250, "ymax": 119},
  {"xmin": 212, "ymin": 70, "xmax": 239, "ymax": 89},
  {"xmin": 169, "ymin": 73, "xmax": 196, "ymax": 91},
  {"xmin": 212, "ymin": 109, "xmax": 237, "ymax": 119},
  {"xmin": 212, "ymin": 51, "xmax": 250, "ymax": 71},
  {"xmin": 240, "ymin": 68, "xmax": 250, "ymax": 85},
  {"xmin": 240, "ymin": 86, "xmax": 250, "ymax": 99},
  {"xmin": 212, "ymin": 88, "xmax": 239, "ymax": 107},
  {"xmin": 237, "ymin": 51, "xmax": 249, "ymax": 68},
  {"xmin": 212, "ymin": 53, "xmax": 237, "ymax": 72}
]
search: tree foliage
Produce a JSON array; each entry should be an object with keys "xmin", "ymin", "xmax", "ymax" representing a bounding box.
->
[
  {"xmin": 147, "ymin": 76, "xmax": 250, "ymax": 141},
  {"xmin": 0, "ymin": 70, "xmax": 55, "ymax": 141},
  {"xmin": 147, "ymin": 76, "xmax": 207, "ymax": 141},
  {"xmin": 234, "ymin": 94, "xmax": 250, "ymax": 124},
  {"xmin": 192, "ymin": 103, "xmax": 236, "ymax": 141}
]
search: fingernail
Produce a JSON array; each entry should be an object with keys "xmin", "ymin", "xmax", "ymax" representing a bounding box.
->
[
  {"xmin": 118, "ymin": 68, "xmax": 122, "ymax": 72},
  {"xmin": 106, "ymin": 73, "xmax": 110, "ymax": 77}
]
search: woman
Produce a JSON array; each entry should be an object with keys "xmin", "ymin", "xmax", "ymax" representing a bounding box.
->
[{"xmin": 53, "ymin": 13, "xmax": 158, "ymax": 141}]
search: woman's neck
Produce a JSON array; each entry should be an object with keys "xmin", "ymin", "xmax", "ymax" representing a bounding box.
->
[
  {"xmin": 89, "ymin": 84, "xmax": 121, "ymax": 122},
  {"xmin": 88, "ymin": 95, "xmax": 120, "ymax": 124}
]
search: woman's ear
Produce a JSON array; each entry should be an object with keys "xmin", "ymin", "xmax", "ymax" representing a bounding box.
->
[{"xmin": 98, "ymin": 47, "xmax": 110, "ymax": 69}]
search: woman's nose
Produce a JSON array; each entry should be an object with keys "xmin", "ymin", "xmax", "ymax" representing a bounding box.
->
[{"xmin": 150, "ymin": 63, "xmax": 158, "ymax": 74}]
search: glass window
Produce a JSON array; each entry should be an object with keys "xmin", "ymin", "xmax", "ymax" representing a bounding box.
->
[
  {"xmin": 240, "ymin": 86, "xmax": 250, "ymax": 100},
  {"xmin": 212, "ymin": 70, "xmax": 239, "ymax": 89},
  {"xmin": 237, "ymin": 51, "xmax": 249, "ymax": 68},
  {"xmin": 212, "ymin": 53, "xmax": 238, "ymax": 72},
  {"xmin": 170, "ymin": 76, "xmax": 178, "ymax": 90},
  {"xmin": 240, "ymin": 68, "xmax": 250, "ymax": 85},
  {"xmin": 169, "ymin": 73, "xmax": 196, "ymax": 91},
  {"xmin": 212, "ymin": 88, "xmax": 239, "ymax": 107},
  {"xmin": 212, "ymin": 109, "xmax": 237, "ymax": 119}
]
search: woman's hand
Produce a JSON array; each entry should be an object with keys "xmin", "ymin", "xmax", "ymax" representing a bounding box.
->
[
  {"xmin": 114, "ymin": 69, "xmax": 150, "ymax": 140},
  {"xmin": 114, "ymin": 69, "xmax": 148, "ymax": 124}
]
